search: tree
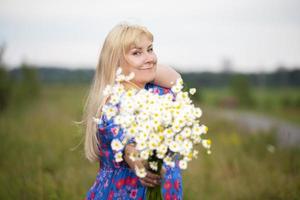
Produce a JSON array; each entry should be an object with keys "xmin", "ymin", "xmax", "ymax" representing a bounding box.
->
[{"xmin": 18, "ymin": 62, "xmax": 41, "ymax": 101}]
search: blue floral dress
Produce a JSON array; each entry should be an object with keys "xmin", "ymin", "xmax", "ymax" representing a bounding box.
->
[{"xmin": 85, "ymin": 82, "xmax": 183, "ymax": 200}]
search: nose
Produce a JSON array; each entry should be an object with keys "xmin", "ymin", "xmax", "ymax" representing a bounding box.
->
[{"xmin": 145, "ymin": 52, "xmax": 156, "ymax": 64}]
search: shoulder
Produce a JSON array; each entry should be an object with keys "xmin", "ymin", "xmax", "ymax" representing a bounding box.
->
[{"xmin": 145, "ymin": 82, "xmax": 173, "ymax": 95}]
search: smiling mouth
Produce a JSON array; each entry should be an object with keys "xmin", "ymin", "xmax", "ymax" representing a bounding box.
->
[
  {"xmin": 140, "ymin": 65, "xmax": 154, "ymax": 70},
  {"xmin": 140, "ymin": 67, "xmax": 152, "ymax": 70}
]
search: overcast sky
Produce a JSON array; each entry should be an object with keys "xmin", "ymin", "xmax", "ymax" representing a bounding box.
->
[{"xmin": 1, "ymin": 0, "xmax": 300, "ymax": 72}]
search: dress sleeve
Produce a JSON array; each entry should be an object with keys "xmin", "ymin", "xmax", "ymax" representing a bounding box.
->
[{"xmin": 145, "ymin": 82, "xmax": 176, "ymax": 98}]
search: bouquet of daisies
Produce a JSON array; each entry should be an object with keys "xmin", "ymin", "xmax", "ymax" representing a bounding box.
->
[{"xmin": 94, "ymin": 68, "xmax": 211, "ymax": 200}]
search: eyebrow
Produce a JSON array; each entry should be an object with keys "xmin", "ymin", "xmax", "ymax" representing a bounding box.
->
[{"xmin": 131, "ymin": 44, "xmax": 153, "ymax": 50}]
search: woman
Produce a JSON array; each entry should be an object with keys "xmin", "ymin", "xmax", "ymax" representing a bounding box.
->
[{"xmin": 83, "ymin": 22, "xmax": 183, "ymax": 200}]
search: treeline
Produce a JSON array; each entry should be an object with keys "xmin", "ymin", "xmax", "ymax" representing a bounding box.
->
[
  {"xmin": 9, "ymin": 67, "xmax": 94, "ymax": 85},
  {"xmin": 8, "ymin": 67, "xmax": 300, "ymax": 88},
  {"xmin": 181, "ymin": 69, "xmax": 300, "ymax": 88}
]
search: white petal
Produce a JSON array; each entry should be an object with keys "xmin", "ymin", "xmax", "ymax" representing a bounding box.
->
[
  {"xmin": 116, "ymin": 67, "xmax": 122, "ymax": 75},
  {"xmin": 189, "ymin": 88, "xmax": 196, "ymax": 95}
]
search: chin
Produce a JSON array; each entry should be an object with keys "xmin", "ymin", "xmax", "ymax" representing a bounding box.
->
[{"xmin": 137, "ymin": 68, "xmax": 156, "ymax": 83}]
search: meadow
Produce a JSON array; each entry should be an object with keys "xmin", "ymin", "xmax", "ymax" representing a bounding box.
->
[
  {"xmin": 0, "ymin": 84, "xmax": 299, "ymax": 199},
  {"xmin": 199, "ymin": 87, "xmax": 300, "ymax": 125}
]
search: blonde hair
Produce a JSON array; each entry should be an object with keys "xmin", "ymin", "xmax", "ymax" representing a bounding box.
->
[{"xmin": 81, "ymin": 22, "xmax": 153, "ymax": 162}]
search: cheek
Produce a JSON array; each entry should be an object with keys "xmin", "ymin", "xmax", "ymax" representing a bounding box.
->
[{"xmin": 130, "ymin": 56, "xmax": 144, "ymax": 66}]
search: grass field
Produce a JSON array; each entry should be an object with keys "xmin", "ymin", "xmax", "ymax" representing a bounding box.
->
[{"xmin": 0, "ymin": 84, "xmax": 299, "ymax": 199}]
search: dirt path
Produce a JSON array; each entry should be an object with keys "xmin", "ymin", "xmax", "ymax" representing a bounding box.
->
[{"xmin": 207, "ymin": 107, "xmax": 300, "ymax": 147}]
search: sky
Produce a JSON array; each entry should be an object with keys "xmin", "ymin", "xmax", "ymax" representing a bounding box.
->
[{"xmin": 0, "ymin": 0, "xmax": 300, "ymax": 72}]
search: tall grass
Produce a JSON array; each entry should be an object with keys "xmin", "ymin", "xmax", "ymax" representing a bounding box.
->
[
  {"xmin": 0, "ymin": 84, "xmax": 96, "ymax": 199},
  {"xmin": 0, "ymin": 84, "xmax": 299, "ymax": 199},
  {"xmin": 183, "ymin": 113, "xmax": 300, "ymax": 199}
]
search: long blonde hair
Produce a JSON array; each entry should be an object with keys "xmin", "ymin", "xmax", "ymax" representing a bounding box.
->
[{"xmin": 81, "ymin": 22, "xmax": 153, "ymax": 162}]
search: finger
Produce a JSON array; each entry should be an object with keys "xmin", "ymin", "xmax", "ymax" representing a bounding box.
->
[
  {"xmin": 143, "ymin": 176, "xmax": 158, "ymax": 185},
  {"xmin": 143, "ymin": 174, "xmax": 161, "ymax": 186},
  {"xmin": 144, "ymin": 175, "xmax": 161, "ymax": 186},
  {"xmin": 146, "ymin": 171, "xmax": 161, "ymax": 180},
  {"xmin": 140, "ymin": 179, "xmax": 155, "ymax": 187},
  {"xmin": 140, "ymin": 179, "xmax": 149, "ymax": 187}
]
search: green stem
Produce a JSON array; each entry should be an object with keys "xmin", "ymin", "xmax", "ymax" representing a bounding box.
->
[
  {"xmin": 146, "ymin": 156, "xmax": 163, "ymax": 200},
  {"xmin": 146, "ymin": 185, "xmax": 163, "ymax": 200}
]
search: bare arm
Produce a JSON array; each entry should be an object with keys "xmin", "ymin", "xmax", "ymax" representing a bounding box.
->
[{"xmin": 153, "ymin": 64, "xmax": 181, "ymax": 88}]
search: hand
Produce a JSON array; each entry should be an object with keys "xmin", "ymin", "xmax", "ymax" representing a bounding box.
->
[
  {"xmin": 143, "ymin": 161, "xmax": 166, "ymax": 180},
  {"xmin": 124, "ymin": 144, "xmax": 163, "ymax": 187},
  {"xmin": 139, "ymin": 170, "xmax": 161, "ymax": 187}
]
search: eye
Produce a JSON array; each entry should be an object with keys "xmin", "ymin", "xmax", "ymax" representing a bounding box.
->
[
  {"xmin": 133, "ymin": 51, "xmax": 142, "ymax": 56},
  {"xmin": 148, "ymin": 48, "xmax": 153, "ymax": 52}
]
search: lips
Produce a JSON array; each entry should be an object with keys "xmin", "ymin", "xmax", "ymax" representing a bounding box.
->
[
  {"xmin": 140, "ymin": 67, "xmax": 152, "ymax": 70},
  {"xmin": 140, "ymin": 64, "xmax": 154, "ymax": 70}
]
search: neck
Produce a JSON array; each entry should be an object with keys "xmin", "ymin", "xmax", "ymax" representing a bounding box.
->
[
  {"xmin": 122, "ymin": 80, "xmax": 145, "ymax": 90},
  {"xmin": 132, "ymin": 81, "xmax": 145, "ymax": 89}
]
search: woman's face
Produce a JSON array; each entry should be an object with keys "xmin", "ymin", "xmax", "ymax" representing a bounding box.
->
[{"xmin": 119, "ymin": 35, "xmax": 157, "ymax": 88}]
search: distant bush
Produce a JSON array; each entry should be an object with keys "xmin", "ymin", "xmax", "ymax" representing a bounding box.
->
[
  {"xmin": 19, "ymin": 63, "xmax": 40, "ymax": 98},
  {"xmin": 0, "ymin": 65, "xmax": 13, "ymax": 112},
  {"xmin": 281, "ymin": 96, "xmax": 300, "ymax": 109},
  {"xmin": 229, "ymin": 74, "xmax": 255, "ymax": 107},
  {"xmin": 0, "ymin": 61, "xmax": 41, "ymax": 111},
  {"xmin": 10, "ymin": 63, "xmax": 41, "ymax": 106}
]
